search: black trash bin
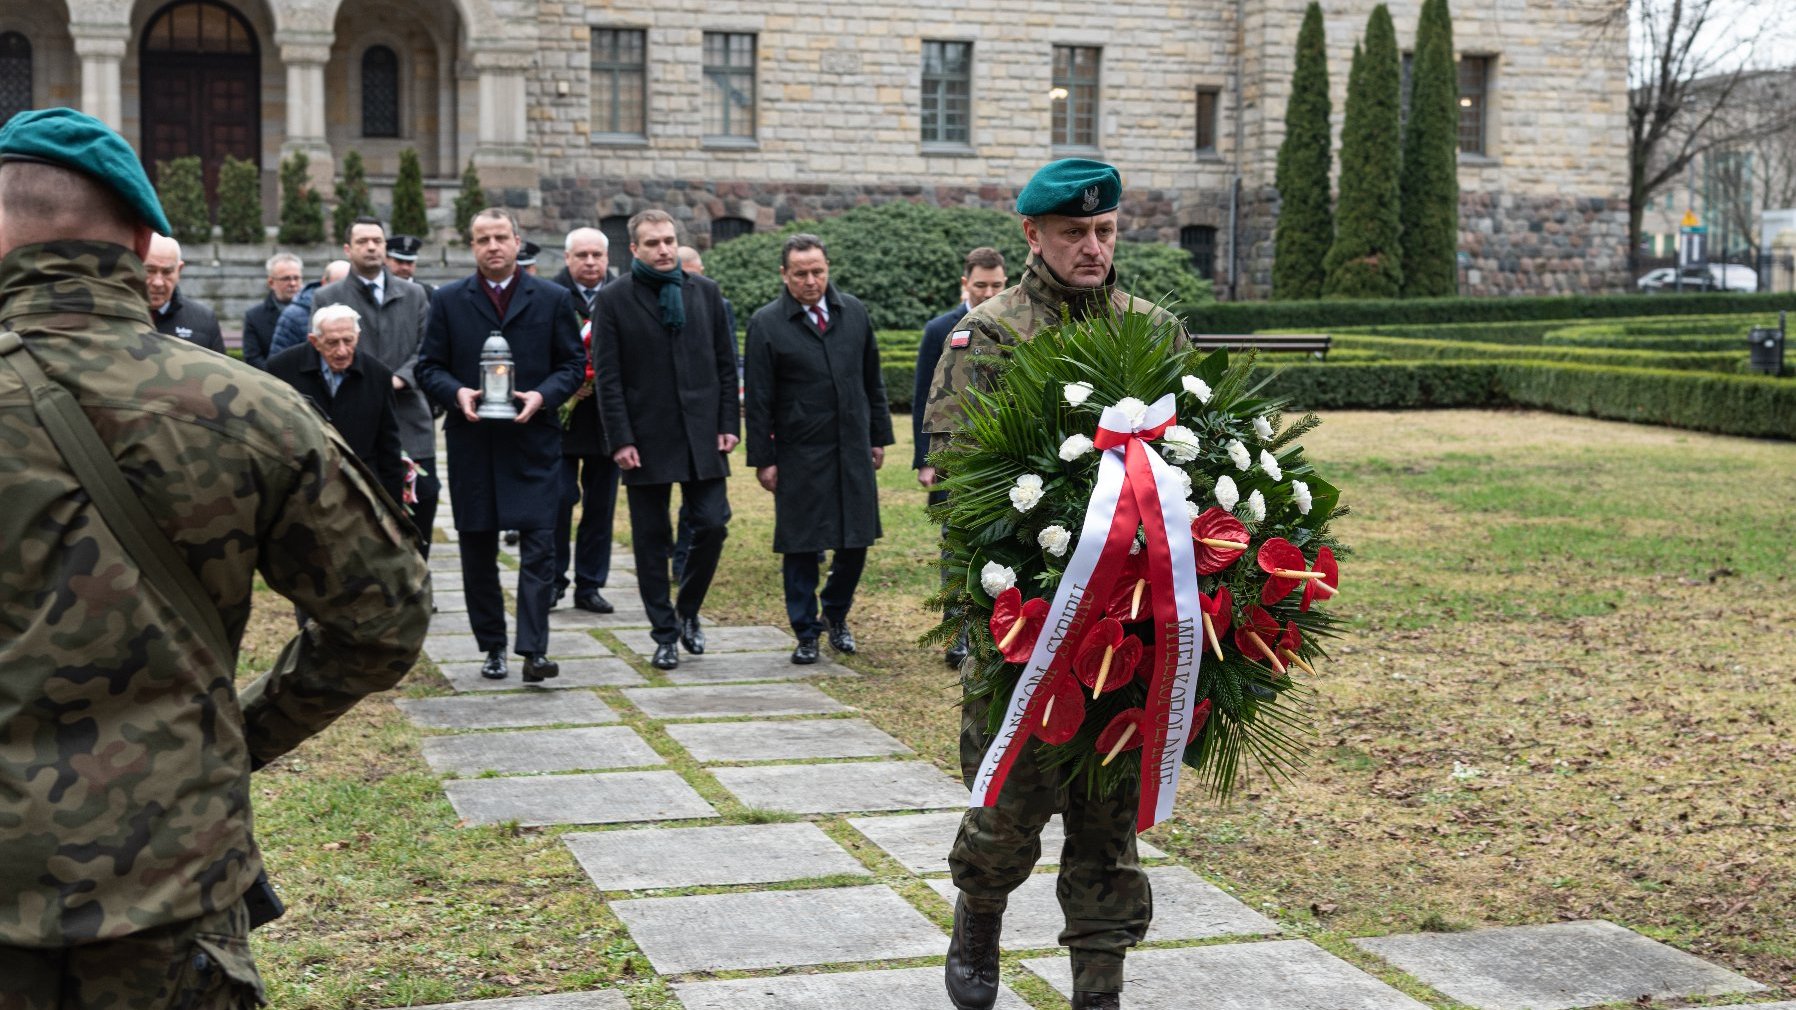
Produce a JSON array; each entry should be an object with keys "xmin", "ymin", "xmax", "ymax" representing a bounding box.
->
[{"xmin": 1747, "ymin": 325, "xmax": 1784, "ymax": 376}]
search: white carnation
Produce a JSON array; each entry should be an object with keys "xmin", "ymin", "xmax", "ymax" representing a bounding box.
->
[
  {"xmin": 1214, "ymin": 475, "xmax": 1240, "ymax": 512},
  {"xmin": 1259, "ymin": 450, "xmax": 1283, "ymax": 481},
  {"xmin": 1008, "ymin": 473, "xmax": 1045, "ymax": 512},
  {"xmin": 1158, "ymin": 425, "xmax": 1201, "ymax": 464},
  {"xmin": 1292, "ymin": 479, "xmax": 1313, "ymax": 515},
  {"xmin": 980, "ymin": 561, "xmax": 1016, "ymax": 596},
  {"xmin": 1182, "ymin": 374, "xmax": 1213, "ymax": 404},
  {"xmin": 1113, "ymin": 396, "xmax": 1149, "ymax": 427},
  {"xmin": 1064, "ymin": 381, "xmax": 1094, "ymax": 406},
  {"xmin": 1253, "ymin": 415, "xmax": 1274, "ymax": 441},
  {"xmin": 1172, "ymin": 467, "xmax": 1194, "ymax": 499},
  {"xmin": 1037, "ymin": 524, "xmax": 1072, "ymax": 557},
  {"xmin": 1130, "ymin": 538, "xmax": 1143, "ymax": 555},
  {"xmin": 1247, "ymin": 489, "xmax": 1266, "ymax": 521},
  {"xmin": 1225, "ymin": 439, "xmax": 1251, "ymax": 471},
  {"xmin": 1186, "ymin": 499, "xmax": 1205, "ymax": 522},
  {"xmin": 1058, "ymin": 433, "xmax": 1095, "ymax": 461}
]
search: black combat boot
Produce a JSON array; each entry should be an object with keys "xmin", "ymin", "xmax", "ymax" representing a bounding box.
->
[
  {"xmin": 1072, "ymin": 992, "xmax": 1121, "ymax": 1009},
  {"xmin": 945, "ymin": 896, "xmax": 1003, "ymax": 1010}
]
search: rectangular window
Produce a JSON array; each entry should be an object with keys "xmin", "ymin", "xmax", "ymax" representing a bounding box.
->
[
  {"xmin": 591, "ymin": 28, "xmax": 647, "ymax": 138},
  {"xmin": 1194, "ymin": 87, "xmax": 1219, "ymax": 154},
  {"xmin": 1181, "ymin": 225, "xmax": 1217, "ymax": 280},
  {"xmin": 1458, "ymin": 55, "xmax": 1492, "ymax": 155},
  {"xmin": 921, "ymin": 40, "xmax": 972, "ymax": 146},
  {"xmin": 703, "ymin": 31, "xmax": 756, "ymax": 141},
  {"xmin": 1052, "ymin": 45, "xmax": 1100, "ymax": 149}
]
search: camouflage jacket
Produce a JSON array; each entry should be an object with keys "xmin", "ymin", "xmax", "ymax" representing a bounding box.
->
[
  {"xmin": 0, "ymin": 241, "xmax": 431, "ymax": 947},
  {"xmin": 920, "ymin": 253, "xmax": 1185, "ymax": 455}
]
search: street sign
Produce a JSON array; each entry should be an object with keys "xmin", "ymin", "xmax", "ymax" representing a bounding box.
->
[{"xmin": 1680, "ymin": 209, "xmax": 1701, "ymax": 230}]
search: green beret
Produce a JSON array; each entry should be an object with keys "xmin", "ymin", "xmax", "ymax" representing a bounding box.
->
[
  {"xmin": 1015, "ymin": 158, "xmax": 1122, "ymax": 218},
  {"xmin": 0, "ymin": 107, "xmax": 172, "ymax": 236}
]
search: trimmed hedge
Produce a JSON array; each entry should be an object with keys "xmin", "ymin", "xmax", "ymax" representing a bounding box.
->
[
  {"xmin": 1543, "ymin": 317, "xmax": 1777, "ymax": 352},
  {"xmin": 1334, "ymin": 333, "xmax": 1744, "ymax": 372},
  {"xmin": 1192, "ymin": 290, "xmax": 1796, "ymax": 332}
]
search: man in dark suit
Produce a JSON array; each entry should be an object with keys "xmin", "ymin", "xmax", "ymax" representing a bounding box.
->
[
  {"xmin": 593, "ymin": 209, "xmax": 740, "ymax": 671},
  {"xmin": 915, "ymin": 246, "xmax": 1007, "ymax": 666},
  {"xmin": 143, "ymin": 234, "xmax": 225, "ymax": 353},
  {"xmin": 242, "ymin": 252, "xmax": 304, "ymax": 369},
  {"xmin": 417, "ymin": 208, "xmax": 585, "ymax": 683},
  {"xmin": 266, "ymin": 303, "xmax": 407, "ymax": 507},
  {"xmin": 550, "ymin": 226, "xmax": 620, "ymax": 614},
  {"xmin": 315, "ymin": 217, "xmax": 440, "ymax": 553}
]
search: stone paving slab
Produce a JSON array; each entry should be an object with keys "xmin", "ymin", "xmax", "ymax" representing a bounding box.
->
[
  {"xmin": 674, "ymin": 967, "xmax": 1033, "ymax": 1010},
  {"xmin": 427, "ymin": 552, "xmax": 465, "ymax": 573},
  {"xmin": 438, "ymin": 657, "xmax": 645, "ymax": 693},
  {"xmin": 712, "ymin": 761, "xmax": 966, "ymax": 814},
  {"xmin": 611, "ymin": 885, "xmax": 945, "ymax": 974},
  {"xmin": 547, "ymin": 605, "xmax": 654, "ymax": 630},
  {"xmin": 565, "ymin": 822, "xmax": 870, "ymax": 891},
  {"xmin": 623, "ymin": 683, "xmax": 851, "ymax": 720},
  {"xmin": 1352, "ymin": 920, "xmax": 1768, "ymax": 1010},
  {"xmin": 422, "ymin": 726, "xmax": 662, "ymax": 776},
  {"xmin": 662, "ymin": 651, "xmax": 854, "ymax": 685},
  {"xmin": 666, "ymin": 718, "xmax": 911, "ymax": 763},
  {"xmin": 417, "ymin": 991, "xmax": 627, "ymax": 1010},
  {"xmin": 396, "ymin": 692, "xmax": 620, "ymax": 730},
  {"xmin": 423, "ymin": 632, "xmax": 610, "ymax": 664},
  {"xmin": 845, "ymin": 811, "xmax": 1167, "ymax": 874},
  {"xmin": 1026, "ymin": 940, "xmax": 1432, "ymax": 1010},
  {"xmin": 432, "ymin": 590, "xmax": 469, "ymax": 614},
  {"xmin": 444, "ymin": 771, "xmax": 715, "ymax": 827},
  {"xmin": 927, "ymin": 865, "xmax": 1276, "ymax": 949},
  {"xmin": 614, "ymin": 625, "xmax": 795, "ymax": 655}
]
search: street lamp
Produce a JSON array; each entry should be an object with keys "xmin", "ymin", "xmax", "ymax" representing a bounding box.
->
[{"xmin": 477, "ymin": 331, "xmax": 518, "ymax": 420}]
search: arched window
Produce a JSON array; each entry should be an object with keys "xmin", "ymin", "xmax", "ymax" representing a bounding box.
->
[
  {"xmin": 362, "ymin": 45, "xmax": 400, "ymax": 138},
  {"xmin": 1180, "ymin": 225, "xmax": 1217, "ymax": 280},
  {"xmin": 601, "ymin": 215, "xmax": 633, "ymax": 272},
  {"xmin": 142, "ymin": 1, "xmax": 255, "ymax": 55},
  {"xmin": 0, "ymin": 32, "xmax": 34, "ymax": 127},
  {"xmin": 710, "ymin": 216, "xmax": 753, "ymax": 245}
]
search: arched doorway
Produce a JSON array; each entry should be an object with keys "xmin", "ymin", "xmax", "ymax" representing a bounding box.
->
[{"xmin": 138, "ymin": 0, "xmax": 259, "ymax": 205}]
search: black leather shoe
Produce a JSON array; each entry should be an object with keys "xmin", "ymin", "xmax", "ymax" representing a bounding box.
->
[
  {"xmin": 826, "ymin": 620, "xmax": 857, "ymax": 655},
  {"xmin": 521, "ymin": 654, "xmax": 559, "ymax": 683},
  {"xmin": 945, "ymin": 897, "xmax": 1002, "ymax": 1010},
  {"xmin": 1072, "ymin": 993, "xmax": 1120, "ymax": 1010},
  {"xmin": 574, "ymin": 591, "xmax": 615, "ymax": 614},
  {"xmin": 651, "ymin": 641, "xmax": 679, "ymax": 670},
  {"xmin": 502, "ymin": 530, "xmax": 519, "ymax": 546},
  {"xmin": 549, "ymin": 586, "xmax": 566, "ymax": 610},
  {"xmin": 679, "ymin": 615, "xmax": 706, "ymax": 654},
  {"xmin": 791, "ymin": 638, "xmax": 820, "ymax": 665},
  {"xmin": 480, "ymin": 649, "xmax": 508, "ymax": 680}
]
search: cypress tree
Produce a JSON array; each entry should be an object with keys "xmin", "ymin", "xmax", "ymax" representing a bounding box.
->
[
  {"xmin": 277, "ymin": 152, "xmax": 325, "ymax": 245},
  {"xmin": 332, "ymin": 150, "xmax": 374, "ymax": 244},
  {"xmin": 1323, "ymin": 5, "xmax": 1404, "ymax": 299},
  {"xmin": 391, "ymin": 149, "xmax": 430, "ymax": 238},
  {"xmin": 1400, "ymin": 0, "xmax": 1460, "ymax": 297},
  {"xmin": 453, "ymin": 160, "xmax": 486, "ymax": 245},
  {"xmin": 156, "ymin": 156, "xmax": 211, "ymax": 245},
  {"xmin": 216, "ymin": 155, "xmax": 264, "ymax": 244},
  {"xmin": 1272, "ymin": 3, "xmax": 1334, "ymax": 301}
]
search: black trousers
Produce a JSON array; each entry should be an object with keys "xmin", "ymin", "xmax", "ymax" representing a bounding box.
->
[
  {"xmin": 626, "ymin": 478, "xmax": 730, "ymax": 645},
  {"xmin": 782, "ymin": 546, "xmax": 867, "ymax": 639},
  {"xmin": 458, "ymin": 528, "xmax": 555, "ymax": 656},
  {"xmin": 555, "ymin": 453, "xmax": 620, "ymax": 594},
  {"xmin": 412, "ymin": 455, "xmax": 440, "ymax": 555}
]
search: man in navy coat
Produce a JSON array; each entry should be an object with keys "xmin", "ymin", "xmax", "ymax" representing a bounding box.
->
[{"xmin": 417, "ymin": 208, "xmax": 585, "ymax": 682}]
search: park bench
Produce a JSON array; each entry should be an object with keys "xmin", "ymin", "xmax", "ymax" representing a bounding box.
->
[{"xmin": 1190, "ymin": 333, "xmax": 1331, "ymax": 360}]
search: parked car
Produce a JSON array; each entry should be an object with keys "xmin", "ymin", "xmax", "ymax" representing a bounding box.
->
[{"xmin": 1637, "ymin": 264, "xmax": 1758, "ymax": 292}]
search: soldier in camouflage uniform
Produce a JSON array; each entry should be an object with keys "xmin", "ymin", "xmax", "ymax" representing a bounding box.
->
[
  {"xmin": 925, "ymin": 159, "xmax": 1185, "ymax": 1010},
  {"xmin": 0, "ymin": 109, "xmax": 430, "ymax": 1009}
]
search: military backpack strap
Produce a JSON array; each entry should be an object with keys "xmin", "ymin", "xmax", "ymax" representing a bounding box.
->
[{"xmin": 0, "ymin": 330, "xmax": 232, "ymax": 661}]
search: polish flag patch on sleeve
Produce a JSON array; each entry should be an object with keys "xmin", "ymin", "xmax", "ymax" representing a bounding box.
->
[{"xmin": 949, "ymin": 329, "xmax": 971, "ymax": 348}]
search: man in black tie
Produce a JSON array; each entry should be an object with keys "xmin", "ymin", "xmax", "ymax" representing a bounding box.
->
[
  {"xmin": 550, "ymin": 226, "xmax": 620, "ymax": 614},
  {"xmin": 417, "ymin": 209, "xmax": 585, "ymax": 683}
]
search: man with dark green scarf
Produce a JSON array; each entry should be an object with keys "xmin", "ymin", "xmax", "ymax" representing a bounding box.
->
[{"xmin": 593, "ymin": 209, "xmax": 741, "ymax": 672}]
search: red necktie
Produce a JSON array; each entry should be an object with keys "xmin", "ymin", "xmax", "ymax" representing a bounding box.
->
[{"xmin": 810, "ymin": 305, "xmax": 828, "ymax": 332}]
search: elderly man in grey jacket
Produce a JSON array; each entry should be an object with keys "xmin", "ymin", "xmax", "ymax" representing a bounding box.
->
[{"xmin": 314, "ymin": 216, "xmax": 439, "ymax": 550}]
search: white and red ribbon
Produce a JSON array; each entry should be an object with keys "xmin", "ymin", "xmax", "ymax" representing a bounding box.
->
[{"xmin": 971, "ymin": 394, "xmax": 1206, "ymax": 830}]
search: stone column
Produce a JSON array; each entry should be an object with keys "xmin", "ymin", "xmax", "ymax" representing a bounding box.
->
[
  {"xmin": 69, "ymin": 23, "xmax": 129, "ymax": 131},
  {"xmin": 275, "ymin": 31, "xmax": 336, "ymax": 188},
  {"xmin": 470, "ymin": 48, "xmax": 536, "ymax": 190}
]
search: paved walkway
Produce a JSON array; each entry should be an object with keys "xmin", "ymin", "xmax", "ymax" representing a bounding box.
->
[{"xmin": 405, "ymin": 515, "xmax": 1780, "ymax": 1010}]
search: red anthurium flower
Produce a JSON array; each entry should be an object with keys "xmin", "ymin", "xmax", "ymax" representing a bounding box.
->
[
  {"xmin": 1192, "ymin": 507, "xmax": 1249, "ymax": 574},
  {"xmin": 1134, "ymin": 641, "xmax": 1159, "ymax": 684},
  {"xmin": 1034, "ymin": 672, "xmax": 1086, "ymax": 745},
  {"xmin": 988, "ymin": 587, "xmax": 1050, "ymax": 663},
  {"xmin": 1233, "ymin": 605, "xmax": 1286, "ymax": 674},
  {"xmin": 1277, "ymin": 621, "xmax": 1316, "ymax": 677},
  {"xmin": 1301, "ymin": 546, "xmax": 1339, "ymax": 611},
  {"xmin": 1189, "ymin": 697, "xmax": 1214, "ymax": 740},
  {"xmin": 1096, "ymin": 708, "xmax": 1150, "ymax": 766},
  {"xmin": 1256, "ymin": 538, "xmax": 1309, "ymax": 604},
  {"xmin": 1106, "ymin": 554, "xmax": 1154, "ymax": 623},
  {"xmin": 1074, "ymin": 617, "xmax": 1141, "ymax": 699},
  {"xmin": 1198, "ymin": 585, "xmax": 1234, "ymax": 662}
]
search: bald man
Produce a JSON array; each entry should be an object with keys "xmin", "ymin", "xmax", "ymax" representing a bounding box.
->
[
  {"xmin": 143, "ymin": 234, "xmax": 225, "ymax": 353},
  {"xmin": 549, "ymin": 226, "xmax": 620, "ymax": 612}
]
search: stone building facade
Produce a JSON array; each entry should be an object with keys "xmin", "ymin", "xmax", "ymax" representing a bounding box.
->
[{"xmin": 1, "ymin": 0, "xmax": 1630, "ymax": 299}]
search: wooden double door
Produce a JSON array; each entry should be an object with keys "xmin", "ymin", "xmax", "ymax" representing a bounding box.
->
[{"xmin": 139, "ymin": 1, "xmax": 261, "ymax": 205}]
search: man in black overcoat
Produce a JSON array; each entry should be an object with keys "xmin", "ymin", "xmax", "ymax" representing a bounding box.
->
[
  {"xmin": 242, "ymin": 251, "xmax": 304, "ymax": 369},
  {"xmin": 550, "ymin": 226, "xmax": 620, "ymax": 614},
  {"xmin": 593, "ymin": 209, "xmax": 740, "ymax": 671},
  {"xmin": 417, "ymin": 208, "xmax": 585, "ymax": 683},
  {"xmin": 266, "ymin": 302, "xmax": 407, "ymax": 507},
  {"xmin": 745, "ymin": 234, "xmax": 894, "ymax": 665}
]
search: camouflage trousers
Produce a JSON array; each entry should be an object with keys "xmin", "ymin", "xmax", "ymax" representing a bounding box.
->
[
  {"xmin": 948, "ymin": 696, "xmax": 1152, "ymax": 994},
  {"xmin": 0, "ymin": 900, "xmax": 264, "ymax": 1010}
]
